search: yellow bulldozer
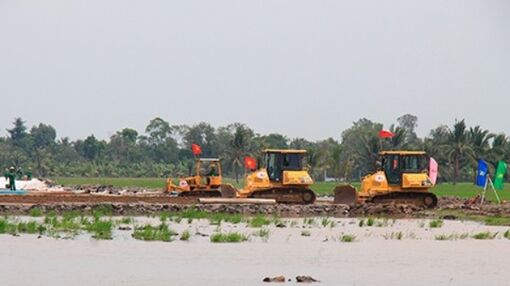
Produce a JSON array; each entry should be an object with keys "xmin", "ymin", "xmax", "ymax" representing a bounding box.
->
[
  {"xmin": 235, "ymin": 149, "xmax": 317, "ymax": 204},
  {"xmin": 165, "ymin": 158, "xmax": 225, "ymax": 197},
  {"xmin": 334, "ymin": 150, "xmax": 438, "ymax": 208}
]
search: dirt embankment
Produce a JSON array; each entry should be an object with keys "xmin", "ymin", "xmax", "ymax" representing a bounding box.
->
[
  {"xmin": 0, "ymin": 184, "xmax": 509, "ymax": 217},
  {"xmin": 0, "ymin": 195, "xmax": 509, "ymax": 217}
]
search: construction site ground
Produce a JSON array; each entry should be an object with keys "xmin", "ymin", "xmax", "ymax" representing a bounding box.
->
[{"xmin": 0, "ymin": 181, "xmax": 509, "ymax": 219}]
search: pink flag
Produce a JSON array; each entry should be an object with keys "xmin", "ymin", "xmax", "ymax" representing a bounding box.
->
[{"xmin": 429, "ymin": 157, "xmax": 438, "ymax": 185}]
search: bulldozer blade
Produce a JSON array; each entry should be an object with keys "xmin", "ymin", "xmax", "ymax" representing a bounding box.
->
[
  {"xmin": 220, "ymin": 184, "xmax": 238, "ymax": 198},
  {"xmin": 333, "ymin": 185, "xmax": 358, "ymax": 206}
]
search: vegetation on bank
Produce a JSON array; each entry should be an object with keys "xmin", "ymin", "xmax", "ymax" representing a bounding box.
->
[{"xmin": 4, "ymin": 114, "xmax": 510, "ymax": 185}]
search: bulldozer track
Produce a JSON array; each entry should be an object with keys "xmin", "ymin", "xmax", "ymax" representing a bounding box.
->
[
  {"xmin": 370, "ymin": 191, "xmax": 438, "ymax": 208},
  {"xmin": 178, "ymin": 189, "xmax": 222, "ymax": 198},
  {"xmin": 248, "ymin": 188, "xmax": 316, "ymax": 204}
]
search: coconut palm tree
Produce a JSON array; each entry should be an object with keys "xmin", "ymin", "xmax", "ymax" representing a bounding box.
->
[
  {"xmin": 467, "ymin": 126, "xmax": 494, "ymax": 180},
  {"xmin": 225, "ymin": 124, "xmax": 255, "ymax": 183},
  {"xmin": 487, "ymin": 134, "xmax": 509, "ymax": 168},
  {"xmin": 443, "ymin": 120, "xmax": 475, "ymax": 184},
  {"xmin": 468, "ymin": 126, "xmax": 493, "ymax": 160}
]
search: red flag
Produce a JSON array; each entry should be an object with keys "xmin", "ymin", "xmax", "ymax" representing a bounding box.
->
[
  {"xmin": 378, "ymin": 130, "xmax": 395, "ymax": 138},
  {"xmin": 244, "ymin": 156, "xmax": 257, "ymax": 170},
  {"xmin": 191, "ymin": 144, "xmax": 202, "ymax": 155}
]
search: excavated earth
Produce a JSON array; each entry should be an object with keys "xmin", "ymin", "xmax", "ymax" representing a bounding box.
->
[{"xmin": 0, "ymin": 184, "xmax": 509, "ymax": 218}]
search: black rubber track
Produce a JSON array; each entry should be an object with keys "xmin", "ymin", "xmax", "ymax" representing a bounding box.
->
[
  {"xmin": 248, "ymin": 188, "xmax": 316, "ymax": 204},
  {"xmin": 370, "ymin": 191, "xmax": 438, "ymax": 208}
]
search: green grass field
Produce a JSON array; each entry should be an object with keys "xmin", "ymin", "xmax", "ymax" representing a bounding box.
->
[{"xmin": 52, "ymin": 177, "xmax": 510, "ymax": 202}]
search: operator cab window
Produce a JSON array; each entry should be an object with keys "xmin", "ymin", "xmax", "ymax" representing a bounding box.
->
[
  {"xmin": 383, "ymin": 154, "xmax": 401, "ymax": 185},
  {"xmin": 401, "ymin": 155, "xmax": 426, "ymax": 173},
  {"xmin": 266, "ymin": 153, "xmax": 281, "ymax": 181},
  {"xmin": 282, "ymin": 154, "xmax": 303, "ymax": 171}
]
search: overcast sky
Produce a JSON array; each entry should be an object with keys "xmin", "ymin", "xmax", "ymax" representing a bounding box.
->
[{"xmin": 1, "ymin": 0, "xmax": 509, "ymax": 141}]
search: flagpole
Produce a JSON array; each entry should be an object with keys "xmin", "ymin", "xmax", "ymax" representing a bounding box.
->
[
  {"xmin": 488, "ymin": 177, "xmax": 501, "ymax": 204},
  {"xmin": 481, "ymin": 176, "xmax": 488, "ymax": 205}
]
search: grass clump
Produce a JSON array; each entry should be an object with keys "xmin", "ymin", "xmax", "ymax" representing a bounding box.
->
[
  {"xmin": 118, "ymin": 217, "xmax": 133, "ymax": 225},
  {"xmin": 159, "ymin": 212, "xmax": 169, "ymax": 223},
  {"xmin": 254, "ymin": 228, "xmax": 270, "ymax": 241},
  {"xmin": 29, "ymin": 208, "xmax": 43, "ymax": 217},
  {"xmin": 359, "ymin": 217, "xmax": 387, "ymax": 227},
  {"xmin": 86, "ymin": 219, "xmax": 113, "ymax": 240},
  {"xmin": 173, "ymin": 208, "xmax": 209, "ymax": 220},
  {"xmin": 375, "ymin": 218, "xmax": 393, "ymax": 227},
  {"xmin": 0, "ymin": 218, "xmax": 18, "ymax": 235},
  {"xmin": 484, "ymin": 216, "xmax": 510, "ymax": 226},
  {"xmin": 434, "ymin": 234, "xmax": 450, "ymax": 241},
  {"xmin": 472, "ymin": 231, "xmax": 498, "ymax": 240},
  {"xmin": 132, "ymin": 223, "xmax": 177, "ymax": 242},
  {"xmin": 384, "ymin": 232, "xmax": 404, "ymax": 240},
  {"xmin": 180, "ymin": 229, "xmax": 191, "ymax": 241},
  {"xmin": 435, "ymin": 233, "xmax": 469, "ymax": 241},
  {"xmin": 249, "ymin": 215, "xmax": 271, "ymax": 228},
  {"xmin": 44, "ymin": 213, "xmax": 81, "ymax": 235},
  {"xmin": 340, "ymin": 234, "xmax": 356, "ymax": 242},
  {"xmin": 17, "ymin": 221, "xmax": 43, "ymax": 234},
  {"xmin": 210, "ymin": 213, "xmax": 244, "ymax": 225},
  {"xmin": 504, "ymin": 230, "xmax": 510, "ymax": 239},
  {"xmin": 92, "ymin": 205, "xmax": 113, "ymax": 217},
  {"xmin": 321, "ymin": 217, "xmax": 332, "ymax": 227},
  {"xmin": 210, "ymin": 232, "xmax": 249, "ymax": 243},
  {"xmin": 429, "ymin": 219, "xmax": 444, "ymax": 228},
  {"xmin": 303, "ymin": 217, "xmax": 316, "ymax": 226}
]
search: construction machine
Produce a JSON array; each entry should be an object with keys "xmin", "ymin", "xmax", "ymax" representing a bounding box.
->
[
  {"xmin": 165, "ymin": 158, "xmax": 224, "ymax": 198},
  {"xmin": 236, "ymin": 149, "xmax": 317, "ymax": 204},
  {"xmin": 334, "ymin": 151, "xmax": 438, "ymax": 208}
]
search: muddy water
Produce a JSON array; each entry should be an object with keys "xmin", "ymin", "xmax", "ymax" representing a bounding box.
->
[{"xmin": 0, "ymin": 218, "xmax": 509, "ymax": 286}]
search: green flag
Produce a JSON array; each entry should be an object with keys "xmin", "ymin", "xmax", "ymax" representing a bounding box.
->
[{"xmin": 493, "ymin": 161, "xmax": 507, "ymax": 190}]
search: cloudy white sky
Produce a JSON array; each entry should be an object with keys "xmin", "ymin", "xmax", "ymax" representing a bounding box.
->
[{"xmin": 1, "ymin": 0, "xmax": 509, "ymax": 141}]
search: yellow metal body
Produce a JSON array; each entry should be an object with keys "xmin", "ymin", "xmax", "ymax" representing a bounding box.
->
[
  {"xmin": 357, "ymin": 151, "xmax": 434, "ymax": 201},
  {"xmin": 166, "ymin": 159, "xmax": 222, "ymax": 193},
  {"xmin": 236, "ymin": 149, "xmax": 314, "ymax": 198}
]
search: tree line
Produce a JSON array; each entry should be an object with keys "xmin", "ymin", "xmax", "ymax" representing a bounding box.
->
[{"xmin": 0, "ymin": 114, "xmax": 508, "ymax": 183}]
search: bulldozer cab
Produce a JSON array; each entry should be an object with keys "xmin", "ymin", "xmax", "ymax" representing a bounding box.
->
[
  {"xmin": 196, "ymin": 158, "xmax": 222, "ymax": 187},
  {"xmin": 264, "ymin": 149, "xmax": 306, "ymax": 182},
  {"xmin": 380, "ymin": 151, "xmax": 428, "ymax": 185}
]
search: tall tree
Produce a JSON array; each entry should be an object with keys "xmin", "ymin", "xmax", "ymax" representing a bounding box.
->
[
  {"xmin": 260, "ymin": 133, "xmax": 288, "ymax": 149},
  {"xmin": 340, "ymin": 118, "xmax": 383, "ymax": 180},
  {"xmin": 145, "ymin": 117, "xmax": 173, "ymax": 145},
  {"xmin": 75, "ymin": 135, "xmax": 104, "ymax": 161},
  {"xmin": 225, "ymin": 123, "xmax": 255, "ymax": 182},
  {"xmin": 28, "ymin": 123, "xmax": 57, "ymax": 176},
  {"xmin": 396, "ymin": 114, "xmax": 419, "ymax": 145},
  {"xmin": 443, "ymin": 120, "xmax": 474, "ymax": 184},
  {"xmin": 181, "ymin": 123, "xmax": 218, "ymax": 157},
  {"xmin": 143, "ymin": 118, "xmax": 178, "ymax": 163},
  {"xmin": 7, "ymin": 118, "xmax": 28, "ymax": 147}
]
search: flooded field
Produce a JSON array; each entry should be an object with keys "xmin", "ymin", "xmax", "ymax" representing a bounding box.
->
[{"xmin": 1, "ymin": 216, "xmax": 509, "ymax": 285}]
